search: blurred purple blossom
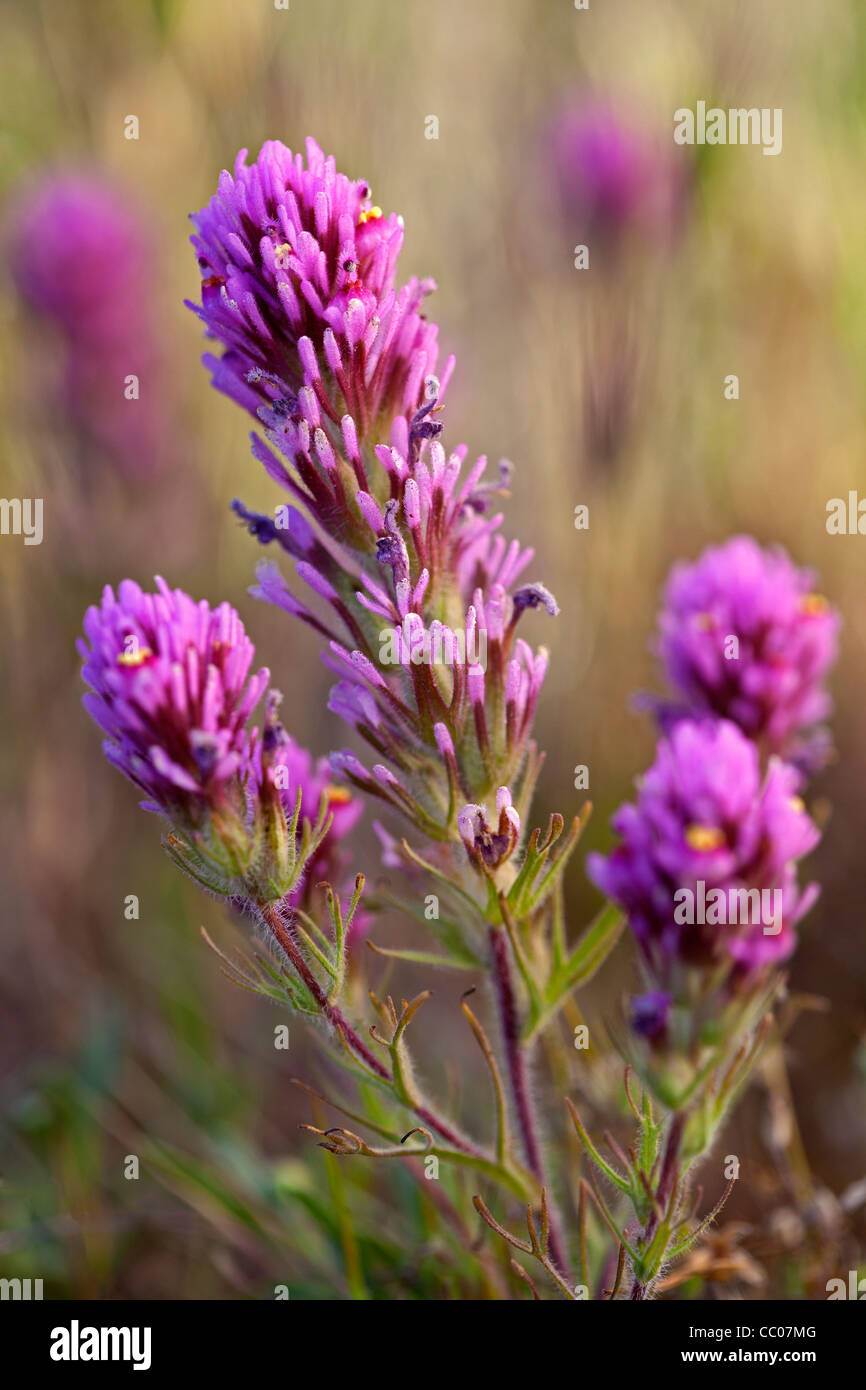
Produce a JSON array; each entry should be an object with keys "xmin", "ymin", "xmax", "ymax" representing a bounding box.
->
[
  {"xmin": 549, "ymin": 99, "xmax": 686, "ymax": 249},
  {"xmin": 8, "ymin": 173, "xmax": 164, "ymax": 473},
  {"xmin": 647, "ymin": 537, "xmax": 840, "ymax": 775},
  {"xmin": 629, "ymin": 990, "xmax": 672, "ymax": 1045},
  {"xmin": 587, "ymin": 719, "xmax": 820, "ymax": 982}
]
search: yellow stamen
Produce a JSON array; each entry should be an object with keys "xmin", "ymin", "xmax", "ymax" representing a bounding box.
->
[
  {"xmin": 800, "ymin": 593, "xmax": 827, "ymax": 616},
  {"xmin": 326, "ymin": 785, "xmax": 352, "ymax": 804},
  {"xmin": 358, "ymin": 206, "xmax": 382, "ymax": 224},
  {"xmin": 789, "ymin": 796, "xmax": 805, "ymax": 814},
  {"xmin": 685, "ymin": 824, "xmax": 726, "ymax": 852},
  {"xmin": 117, "ymin": 646, "xmax": 153, "ymax": 668}
]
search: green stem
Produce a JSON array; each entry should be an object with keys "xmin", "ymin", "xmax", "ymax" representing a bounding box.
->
[{"xmin": 629, "ymin": 1111, "xmax": 685, "ymax": 1300}]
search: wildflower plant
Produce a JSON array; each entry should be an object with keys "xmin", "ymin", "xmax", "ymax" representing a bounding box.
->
[
  {"xmin": 9, "ymin": 174, "xmax": 165, "ymax": 474},
  {"xmin": 80, "ymin": 138, "xmax": 838, "ymax": 1300}
]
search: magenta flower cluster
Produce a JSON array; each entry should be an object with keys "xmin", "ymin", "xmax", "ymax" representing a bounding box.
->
[
  {"xmin": 79, "ymin": 577, "xmax": 269, "ymax": 816},
  {"xmin": 549, "ymin": 99, "xmax": 685, "ymax": 249},
  {"xmin": 187, "ymin": 138, "xmax": 451, "ymax": 437},
  {"xmin": 591, "ymin": 536, "xmax": 837, "ymax": 1040},
  {"xmin": 588, "ymin": 719, "xmax": 820, "ymax": 979},
  {"xmin": 651, "ymin": 536, "xmax": 840, "ymax": 772},
  {"xmin": 80, "ymin": 577, "xmax": 363, "ymax": 914},
  {"xmin": 185, "ymin": 138, "xmax": 558, "ymax": 838}
]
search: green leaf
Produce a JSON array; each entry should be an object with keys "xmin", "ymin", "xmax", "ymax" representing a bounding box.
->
[
  {"xmin": 524, "ymin": 904, "xmax": 624, "ymax": 1039},
  {"xmin": 376, "ymin": 886, "xmax": 483, "ymax": 965},
  {"xmin": 547, "ymin": 902, "xmax": 624, "ymax": 995},
  {"xmin": 366, "ymin": 942, "xmax": 478, "ymax": 971},
  {"xmin": 519, "ymin": 807, "xmax": 591, "ymax": 916}
]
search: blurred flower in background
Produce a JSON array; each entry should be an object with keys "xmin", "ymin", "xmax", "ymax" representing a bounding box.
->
[
  {"xmin": 7, "ymin": 173, "xmax": 166, "ymax": 476},
  {"xmin": 549, "ymin": 97, "xmax": 687, "ymax": 253},
  {"xmin": 646, "ymin": 536, "xmax": 841, "ymax": 776},
  {"xmin": 544, "ymin": 96, "xmax": 693, "ymax": 483}
]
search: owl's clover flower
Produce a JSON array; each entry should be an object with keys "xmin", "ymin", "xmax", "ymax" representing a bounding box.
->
[
  {"xmin": 587, "ymin": 719, "xmax": 820, "ymax": 989},
  {"xmin": 188, "ymin": 138, "xmax": 450, "ymax": 438},
  {"xmin": 648, "ymin": 537, "xmax": 840, "ymax": 776},
  {"xmin": 549, "ymin": 99, "xmax": 686, "ymax": 250},
  {"xmin": 190, "ymin": 140, "xmax": 560, "ymax": 852},
  {"xmin": 80, "ymin": 580, "xmax": 366, "ymax": 908},
  {"xmin": 8, "ymin": 173, "xmax": 163, "ymax": 473},
  {"xmin": 79, "ymin": 577, "xmax": 268, "ymax": 819},
  {"xmin": 189, "ymin": 144, "xmax": 545, "ymax": 613}
]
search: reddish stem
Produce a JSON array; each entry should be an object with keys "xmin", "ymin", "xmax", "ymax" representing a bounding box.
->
[
  {"xmin": 261, "ymin": 901, "xmax": 487, "ymax": 1158},
  {"xmin": 262, "ymin": 901, "xmax": 388, "ymax": 1078},
  {"xmin": 489, "ymin": 924, "xmax": 571, "ymax": 1279}
]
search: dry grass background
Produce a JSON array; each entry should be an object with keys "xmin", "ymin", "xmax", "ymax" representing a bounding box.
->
[{"xmin": 0, "ymin": 0, "xmax": 865, "ymax": 1297}]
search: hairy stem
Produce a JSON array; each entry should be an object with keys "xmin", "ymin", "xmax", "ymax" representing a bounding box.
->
[
  {"xmin": 261, "ymin": 900, "xmax": 493, "ymax": 1161},
  {"xmin": 261, "ymin": 900, "xmax": 389, "ymax": 1077},
  {"xmin": 629, "ymin": 1110, "xmax": 686, "ymax": 1300},
  {"xmin": 489, "ymin": 923, "xmax": 571, "ymax": 1279}
]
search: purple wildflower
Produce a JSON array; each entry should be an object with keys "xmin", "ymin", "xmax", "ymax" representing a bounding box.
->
[
  {"xmin": 189, "ymin": 146, "xmax": 543, "ymax": 611},
  {"xmin": 324, "ymin": 586, "xmax": 549, "ymax": 826},
  {"xmin": 8, "ymin": 173, "xmax": 163, "ymax": 473},
  {"xmin": 549, "ymin": 100, "xmax": 684, "ymax": 248},
  {"xmin": 79, "ymin": 577, "xmax": 269, "ymax": 819},
  {"xmin": 587, "ymin": 719, "xmax": 820, "ymax": 983},
  {"xmin": 458, "ymin": 787, "xmax": 521, "ymax": 870},
  {"xmin": 188, "ymin": 138, "xmax": 451, "ymax": 437},
  {"xmin": 192, "ymin": 140, "xmax": 559, "ymax": 840},
  {"xmin": 629, "ymin": 991, "xmax": 672, "ymax": 1046},
  {"xmin": 649, "ymin": 537, "xmax": 840, "ymax": 774}
]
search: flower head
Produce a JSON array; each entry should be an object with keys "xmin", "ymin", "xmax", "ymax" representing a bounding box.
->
[
  {"xmin": 587, "ymin": 719, "xmax": 820, "ymax": 984},
  {"xmin": 8, "ymin": 173, "xmax": 163, "ymax": 472},
  {"xmin": 188, "ymin": 138, "xmax": 449, "ymax": 437},
  {"xmin": 79, "ymin": 577, "xmax": 269, "ymax": 819},
  {"xmin": 10, "ymin": 175, "xmax": 150, "ymax": 338},
  {"xmin": 650, "ymin": 537, "xmax": 840, "ymax": 775},
  {"xmin": 549, "ymin": 100, "xmax": 684, "ymax": 248}
]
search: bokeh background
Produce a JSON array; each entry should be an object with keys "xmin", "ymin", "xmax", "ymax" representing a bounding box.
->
[{"xmin": 1, "ymin": 0, "xmax": 865, "ymax": 1299}]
